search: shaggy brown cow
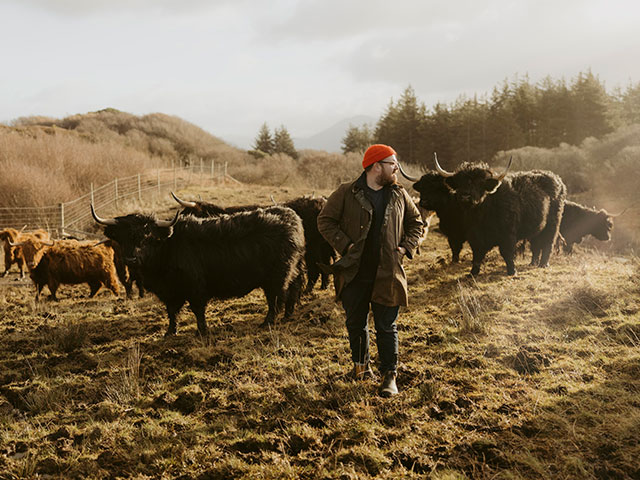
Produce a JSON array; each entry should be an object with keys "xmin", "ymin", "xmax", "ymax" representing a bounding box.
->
[
  {"xmin": 12, "ymin": 237, "xmax": 122, "ymax": 300},
  {"xmin": 0, "ymin": 228, "xmax": 50, "ymax": 278},
  {"xmin": 559, "ymin": 201, "xmax": 616, "ymax": 253}
]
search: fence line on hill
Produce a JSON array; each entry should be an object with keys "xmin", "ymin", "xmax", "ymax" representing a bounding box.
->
[{"xmin": 0, "ymin": 160, "xmax": 240, "ymax": 238}]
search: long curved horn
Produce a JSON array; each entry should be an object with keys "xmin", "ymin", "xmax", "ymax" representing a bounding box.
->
[
  {"xmin": 398, "ymin": 162, "xmax": 420, "ymax": 181},
  {"xmin": 90, "ymin": 204, "xmax": 117, "ymax": 226},
  {"xmin": 156, "ymin": 210, "xmax": 180, "ymax": 228},
  {"xmin": 93, "ymin": 239, "xmax": 111, "ymax": 247},
  {"xmin": 434, "ymin": 152, "xmax": 454, "ymax": 177},
  {"xmin": 7, "ymin": 240, "xmax": 24, "ymax": 247},
  {"xmin": 171, "ymin": 191, "xmax": 197, "ymax": 208},
  {"xmin": 495, "ymin": 156, "xmax": 513, "ymax": 182},
  {"xmin": 609, "ymin": 208, "xmax": 628, "ymax": 218}
]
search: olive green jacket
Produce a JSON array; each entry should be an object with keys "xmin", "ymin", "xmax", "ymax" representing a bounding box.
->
[{"xmin": 317, "ymin": 175, "xmax": 423, "ymax": 306}]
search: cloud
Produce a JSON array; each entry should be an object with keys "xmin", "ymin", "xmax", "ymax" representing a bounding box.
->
[{"xmin": 15, "ymin": 0, "xmax": 235, "ymax": 15}]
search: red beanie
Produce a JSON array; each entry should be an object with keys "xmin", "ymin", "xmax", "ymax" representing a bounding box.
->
[{"xmin": 362, "ymin": 144, "xmax": 396, "ymax": 169}]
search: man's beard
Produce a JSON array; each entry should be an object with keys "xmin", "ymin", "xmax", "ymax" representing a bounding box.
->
[{"xmin": 376, "ymin": 171, "xmax": 397, "ymax": 187}]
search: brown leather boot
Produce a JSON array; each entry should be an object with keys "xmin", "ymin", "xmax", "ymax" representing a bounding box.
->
[
  {"xmin": 379, "ymin": 371, "xmax": 398, "ymax": 397},
  {"xmin": 351, "ymin": 363, "xmax": 375, "ymax": 381}
]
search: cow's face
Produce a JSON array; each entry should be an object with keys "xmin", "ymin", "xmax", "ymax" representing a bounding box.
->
[
  {"xmin": 592, "ymin": 211, "xmax": 613, "ymax": 241},
  {"xmin": 445, "ymin": 168, "xmax": 501, "ymax": 206},
  {"xmin": 103, "ymin": 214, "xmax": 174, "ymax": 266},
  {"xmin": 413, "ymin": 172, "xmax": 455, "ymax": 211},
  {"xmin": 17, "ymin": 238, "xmax": 51, "ymax": 270}
]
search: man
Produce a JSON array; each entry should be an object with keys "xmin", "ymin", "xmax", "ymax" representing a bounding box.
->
[{"xmin": 317, "ymin": 144, "xmax": 423, "ymax": 397}]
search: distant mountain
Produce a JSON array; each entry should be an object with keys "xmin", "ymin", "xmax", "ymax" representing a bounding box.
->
[{"xmin": 295, "ymin": 115, "xmax": 377, "ymax": 153}]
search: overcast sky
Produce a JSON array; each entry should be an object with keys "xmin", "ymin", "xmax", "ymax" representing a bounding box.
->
[{"xmin": 2, "ymin": 0, "xmax": 639, "ymax": 148}]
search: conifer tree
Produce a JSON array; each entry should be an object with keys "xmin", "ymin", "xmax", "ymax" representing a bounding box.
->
[
  {"xmin": 273, "ymin": 125, "xmax": 298, "ymax": 159},
  {"xmin": 341, "ymin": 124, "xmax": 373, "ymax": 154},
  {"xmin": 253, "ymin": 122, "xmax": 274, "ymax": 155}
]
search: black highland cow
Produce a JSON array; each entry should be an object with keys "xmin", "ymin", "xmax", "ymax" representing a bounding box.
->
[
  {"xmin": 411, "ymin": 172, "xmax": 467, "ymax": 262},
  {"xmin": 92, "ymin": 205, "xmax": 306, "ymax": 336},
  {"xmin": 171, "ymin": 192, "xmax": 336, "ymax": 293},
  {"xmin": 559, "ymin": 201, "xmax": 615, "ymax": 253},
  {"xmin": 431, "ymin": 157, "xmax": 566, "ymax": 276}
]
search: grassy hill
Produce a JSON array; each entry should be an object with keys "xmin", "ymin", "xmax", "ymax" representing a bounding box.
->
[
  {"xmin": 0, "ymin": 183, "xmax": 638, "ymax": 479},
  {"xmin": 0, "ymin": 109, "xmax": 248, "ymax": 208}
]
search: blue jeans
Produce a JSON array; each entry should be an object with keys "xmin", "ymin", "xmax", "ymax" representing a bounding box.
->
[{"xmin": 341, "ymin": 280, "xmax": 399, "ymax": 374}]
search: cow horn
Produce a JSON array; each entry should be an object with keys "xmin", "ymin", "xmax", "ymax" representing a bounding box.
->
[
  {"xmin": 269, "ymin": 194, "xmax": 278, "ymax": 205},
  {"xmin": 434, "ymin": 152, "xmax": 454, "ymax": 177},
  {"xmin": 156, "ymin": 211, "xmax": 180, "ymax": 228},
  {"xmin": 171, "ymin": 192, "xmax": 197, "ymax": 208},
  {"xmin": 42, "ymin": 239, "xmax": 55, "ymax": 247},
  {"xmin": 93, "ymin": 239, "xmax": 111, "ymax": 247},
  {"xmin": 398, "ymin": 162, "xmax": 420, "ymax": 182},
  {"xmin": 609, "ymin": 207, "xmax": 628, "ymax": 218},
  {"xmin": 495, "ymin": 156, "xmax": 513, "ymax": 182},
  {"xmin": 7, "ymin": 240, "xmax": 24, "ymax": 247},
  {"xmin": 90, "ymin": 204, "xmax": 117, "ymax": 226}
]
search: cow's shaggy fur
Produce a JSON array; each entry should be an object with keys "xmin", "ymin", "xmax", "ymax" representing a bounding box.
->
[
  {"xmin": 29, "ymin": 240, "xmax": 120, "ymax": 300},
  {"xmin": 0, "ymin": 228, "xmax": 50, "ymax": 278},
  {"xmin": 98, "ymin": 206, "xmax": 306, "ymax": 336},
  {"xmin": 444, "ymin": 163, "xmax": 567, "ymax": 276},
  {"xmin": 176, "ymin": 195, "xmax": 336, "ymax": 293},
  {"xmin": 560, "ymin": 201, "xmax": 614, "ymax": 253}
]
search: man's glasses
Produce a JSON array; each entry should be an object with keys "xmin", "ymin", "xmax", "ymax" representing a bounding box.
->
[{"xmin": 379, "ymin": 161, "xmax": 398, "ymax": 167}]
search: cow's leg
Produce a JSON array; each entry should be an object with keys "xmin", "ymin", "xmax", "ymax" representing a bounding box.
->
[
  {"xmin": 450, "ymin": 239, "xmax": 463, "ymax": 263},
  {"xmin": 88, "ymin": 281, "xmax": 101, "ymax": 298},
  {"xmin": 305, "ymin": 266, "xmax": 320, "ymax": 294},
  {"xmin": 189, "ymin": 300, "xmax": 209, "ymax": 337},
  {"xmin": 260, "ymin": 286, "xmax": 281, "ymax": 327},
  {"xmin": 17, "ymin": 257, "xmax": 25, "ymax": 279},
  {"xmin": 529, "ymin": 238, "xmax": 541, "ymax": 266},
  {"xmin": 320, "ymin": 272, "xmax": 330, "ymax": 290},
  {"xmin": 165, "ymin": 300, "xmax": 185, "ymax": 336},
  {"xmin": 35, "ymin": 282, "xmax": 45, "ymax": 301},
  {"xmin": 284, "ymin": 270, "xmax": 304, "ymax": 321},
  {"xmin": 48, "ymin": 280, "xmax": 60, "ymax": 301},
  {"xmin": 498, "ymin": 243, "xmax": 517, "ymax": 276},
  {"xmin": 469, "ymin": 247, "xmax": 489, "ymax": 277},
  {"xmin": 539, "ymin": 200, "xmax": 563, "ymax": 267}
]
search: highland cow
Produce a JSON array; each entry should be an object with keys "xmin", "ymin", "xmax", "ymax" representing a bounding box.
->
[
  {"xmin": 428, "ymin": 156, "xmax": 566, "ymax": 276},
  {"xmin": 92, "ymin": 204, "xmax": 306, "ymax": 336},
  {"xmin": 560, "ymin": 201, "xmax": 615, "ymax": 253},
  {"xmin": 0, "ymin": 228, "xmax": 50, "ymax": 278},
  {"xmin": 12, "ymin": 236, "xmax": 130, "ymax": 300}
]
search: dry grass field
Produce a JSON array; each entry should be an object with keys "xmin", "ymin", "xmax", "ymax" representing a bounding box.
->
[{"xmin": 1, "ymin": 183, "xmax": 639, "ymax": 479}]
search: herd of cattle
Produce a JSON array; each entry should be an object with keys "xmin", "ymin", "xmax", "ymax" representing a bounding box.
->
[{"xmin": 0, "ymin": 157, "xmax": 620, "ymax": 336}]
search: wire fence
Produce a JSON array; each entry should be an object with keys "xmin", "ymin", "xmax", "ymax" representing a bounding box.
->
[{"xmin": 0, "ymin": 160, "xmax": 240, "ymax": 239}]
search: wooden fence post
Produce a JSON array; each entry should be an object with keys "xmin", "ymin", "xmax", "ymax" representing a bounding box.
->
[
  {"xmin": 200, "ymin": 158, "xmax": 203, "ymax": 175},
  {"xmin": 211, "ymin": 159, "xmax": 215, "ymax": 180},
  {"xmin": 224, "ymin": 162, "xmax": 228, "ymax": 183},
  {"xmin": 59, "ymin": 202, "xmax": 65, "ymax": 238},
  {"xmin": 173, "ymin": 165, "xmax": 177, "ymax": 190},
  {"xmin": 90, "ymin": 183, "xmax": 94, "ymax": 206},
  {"xmin": 137, "ymin": 174, "xmax": 142, "ymax": 203}
]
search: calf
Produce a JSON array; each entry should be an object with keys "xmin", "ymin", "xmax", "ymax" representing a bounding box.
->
[{"xmin": 12, "ymin": 236, "xmax": 126, "ymax": 300}]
